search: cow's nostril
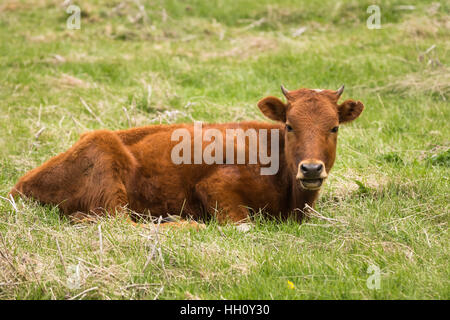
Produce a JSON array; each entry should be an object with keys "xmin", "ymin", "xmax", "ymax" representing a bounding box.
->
[{"xmin": 300, "ymin": 163, "xmax": 323, "ymax": 174}]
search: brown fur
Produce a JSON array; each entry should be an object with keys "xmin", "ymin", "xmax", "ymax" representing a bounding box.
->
[{"xmin": 10, "ymin": 87, "xmax": 364, "ymax": 224}]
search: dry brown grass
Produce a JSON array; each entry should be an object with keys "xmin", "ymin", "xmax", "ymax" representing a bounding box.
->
[
  {"xmin": 398, "ymin": 14, "xmax": 450, "ymax": 38},
  {"xmin": 367, "ymin": 66, "xmax": 450, "ymax": 99},
  {"xmin": 201, "ymin": 36, "xmax": 278, "ymax": 60},
  {"xmin": 54, "ymin": 74, "xmax": 91, "ymax": 89},
  {"xmin": 326, "ymin": 168, "xmax": 390, "ymax": 200}
]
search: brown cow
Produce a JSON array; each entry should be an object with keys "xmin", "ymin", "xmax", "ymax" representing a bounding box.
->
[{"xmin": 10, "ymin": 86, "xmax": 364, "ymax": 225}]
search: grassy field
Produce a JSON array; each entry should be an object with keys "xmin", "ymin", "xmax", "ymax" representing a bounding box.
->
[{"xmin": 0, "ymin": 0, "xmax": 449, "ymax": 300}]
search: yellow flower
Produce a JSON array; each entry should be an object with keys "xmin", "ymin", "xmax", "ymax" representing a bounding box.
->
[{"xmin": 287, "ymin": 280, "xmax": 295, "ymax": 289}]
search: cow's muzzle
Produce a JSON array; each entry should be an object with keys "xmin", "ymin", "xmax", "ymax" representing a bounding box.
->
[{"xmin": 296, "ymin": 160, "xmax": 327, "ymax": 190}]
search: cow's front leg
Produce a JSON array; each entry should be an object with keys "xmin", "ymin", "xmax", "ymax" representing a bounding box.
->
[
  {"xmin": 158, "ymin": 220, "xmax": 206, "ymax": 231},
  {"xmin": 68, "ymin": 210, "xmax": 138, "ymax": 226},
  {"xmin": 215, "ymin": 204, "xmax": 250, "ymax": 224},
  {"xmin": 195, "ymin": 178, "xmax": 250, "ymax": 224}
]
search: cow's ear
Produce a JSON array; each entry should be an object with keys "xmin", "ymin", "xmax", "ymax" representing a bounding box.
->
[
  {"xmin": 338, "ymin": 99, "xmax": 364, "ymax": 123},
  {"xmin": 257, "ymin": 96, "xmax": 287, "ymax": 122}
]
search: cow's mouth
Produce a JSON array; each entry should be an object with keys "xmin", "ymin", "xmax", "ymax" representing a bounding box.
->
[{"xmin": 299, "ymin": 178, "xmax": 324, "ymax": 190}]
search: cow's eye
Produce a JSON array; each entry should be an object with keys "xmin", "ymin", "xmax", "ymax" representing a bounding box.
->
[
  {"xmin": 286, "ymin": 124, "xmax": 293, "ymax": 132},
  {"xmin": 331, "ymin": 126, "xmax": 339, "ymax": 133}
]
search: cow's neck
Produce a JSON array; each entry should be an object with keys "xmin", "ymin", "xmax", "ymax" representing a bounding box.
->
[
  {"xmin": 289, "ymin": 177, "xmax": 320, "ymax": 213},
  {"xmin": 278, "ymin": 146, "xmax": 320, "ymax": 219}
]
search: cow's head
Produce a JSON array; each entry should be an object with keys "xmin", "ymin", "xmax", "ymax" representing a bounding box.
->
[{"xmin": 258, "ymin": 86, "xmax": 364, "ymax": 190}]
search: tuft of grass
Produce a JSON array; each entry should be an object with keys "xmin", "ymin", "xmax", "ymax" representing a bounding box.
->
[
  {"xmin": 426, "ymin": 147, "xmax": 450, "ymax": 167},
  {"xmin": 0, "ymin": 0, "xmax": 449, "ymax": 299}
]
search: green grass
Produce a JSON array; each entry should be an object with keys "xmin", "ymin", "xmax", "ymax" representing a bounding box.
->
[{"xmin": 0, "ymin": 0, "xmax": 449, "ymax": 299}]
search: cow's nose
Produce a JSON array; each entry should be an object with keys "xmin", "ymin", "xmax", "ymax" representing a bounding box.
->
[{"xmin": 300, "ymin": 163, "xmax": 323, "ymax": 177}]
